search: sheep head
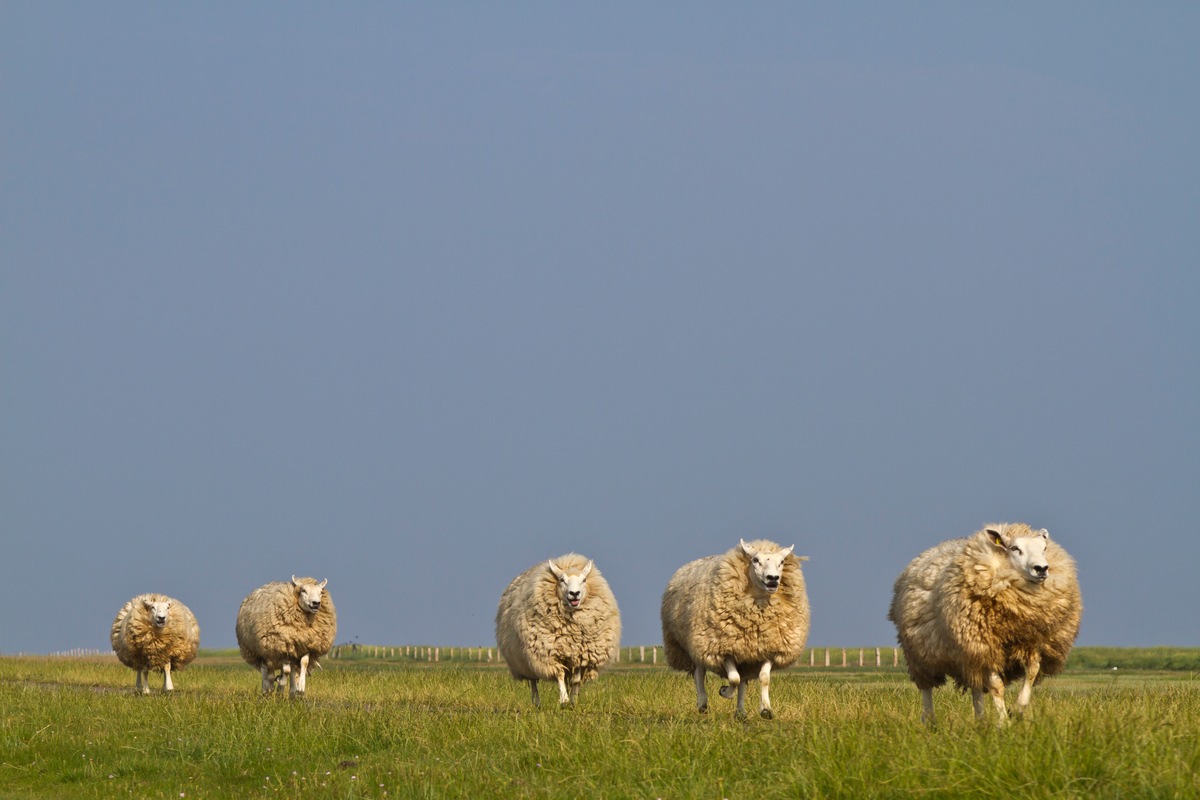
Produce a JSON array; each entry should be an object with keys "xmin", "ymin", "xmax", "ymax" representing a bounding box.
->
[
  {"xmin": 547, "ymin": 559, "xmax": 592, "ymax": 611},
  {"xmin": 141, "ymin": 597, "xmax": 172, "ymax": 628},
  {"xmin": 986, "ymin": 526, "xmax": 1050, "ymax": 584},
  {"xmin": 291, "ymin": 576, "xmax": 329, "ymax": 614},
  {"xmin": 740, "ymin": 539, "xmax": 795, "ymax": 594}
]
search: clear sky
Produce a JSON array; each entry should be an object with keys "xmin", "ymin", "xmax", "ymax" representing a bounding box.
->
[{"xmin": 3, "ymin": 3, "xmax": 1197, "ymax": 654}]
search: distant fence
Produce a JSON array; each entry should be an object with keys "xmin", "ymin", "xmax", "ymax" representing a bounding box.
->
[
  {"xmin": 17, "ymin": 647, "xmax": 1200, "ymax": 671},
  {"xmin": 8, "ymin": 645, "xmax": 903, "ymax": 668},
  {"xmin": 329, "ymin": 644, "xmax": 903, "ymax": 668}
]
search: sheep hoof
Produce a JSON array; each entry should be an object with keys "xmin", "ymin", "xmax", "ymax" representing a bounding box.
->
[
  {"xmin": 734, "ymin": 709, "xmax": 748, "ymax": 721},
  {"xmin": 760, "ymin": 709, "xmax": 773, "ymax": 720},
  {"xmin": 718, "ymin": 685, "xmax": 734, "ymax": 699},
  {"xmin": 697, "ymin": 704, "xmax": 708, "ymax": 714}
]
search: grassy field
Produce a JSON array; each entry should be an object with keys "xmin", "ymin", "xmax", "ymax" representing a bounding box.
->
[{"xmin": 2, "ymin": 652, "xmax": 1198, "ymax": 799}]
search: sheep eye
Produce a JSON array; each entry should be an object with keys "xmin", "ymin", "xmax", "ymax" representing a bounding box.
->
[{"xmin": 1010, "ymin": 546, "xmax": 1022, "ymax": 555}]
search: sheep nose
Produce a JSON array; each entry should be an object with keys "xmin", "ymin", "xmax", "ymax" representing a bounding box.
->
[{"xmin": 1032, "ymin": 564, "xmax": 1048, "ymax": 577}]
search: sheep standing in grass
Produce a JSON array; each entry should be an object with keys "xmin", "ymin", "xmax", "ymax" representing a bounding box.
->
[
  {"xmin": 661, "ymin": 538, "xmax": 810, "ymax": 719},
  {"xmin": 495, "ymin": 554, "xmax": 621, "ymax": 707},
  {"xmin": 888, "ymin": 523, "xmax": 1082, "ymax": 726},
  {"xmin": 236, "ymin": 576, "xmax": 336, "ymax": 696},
  {"xmin": 110, "ymin": 594, "xmax": 200, "ymax": 694}
]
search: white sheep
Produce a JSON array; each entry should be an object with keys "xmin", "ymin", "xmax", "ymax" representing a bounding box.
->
[
  {"xmin": 888, "ymin": 523, "xmax": 1083, "ymax": 725},
  {"xmin": 110, "ymin": 593, "xmax": 200, "ymax": 694},
  {"xmin": 495, "ymin": 554, "xmax": 621, "ymax": 707},
  {"xmin": 235, "ymin": 576, "xmax": 337, "ymax": 696},
  {"xmin": 660, "ymin": 538, "xmax": 810, "ymax": 719}
]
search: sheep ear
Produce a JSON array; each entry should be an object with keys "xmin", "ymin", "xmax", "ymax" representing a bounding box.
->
[
  {"xmin": 582, "ymin": 560, "xmax": 593, "ymax": 579},
  {"xmin": 1037, "ymin": 528, "xmax": 1049, "ymax": 540},
  {"xmin": 318, "ymin": 578, "xmax": 328, "ymax": 589},
  {"xmin": 142, "ymin": 598, "xmax": 154, "ymax": 610},
  {"xmin": 986, "ymin": 528, "xmax": 1005, "ymax": 548},
  {"xmin": 781, "ymin": 545, "xmax": 795, "ymax": 558},
  {"xmin": 291, "ymin": 575, "xmax": 299, "ymax": 586},
  {"xmin": 739, "ymin": 538, "xmax": 753, "ymax": 556},
  {"xmin": 547, "ymin": 560, "xmax": 564, "ymax": 580}
]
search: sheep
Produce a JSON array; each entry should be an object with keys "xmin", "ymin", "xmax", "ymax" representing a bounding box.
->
[
  {"xmin": 660, "ymin": 538, "xmax": 810, "ymax": 719},
  {"xmin": 495, "ymin": 554, "xmax": 621, "ymax": 707},
  {"xmin": 235, "ymin": 576, "xmax": 336, "ymax": 696},
  {"xmin": 110, "ymin": 593, "xmax": 200, "ymax": 694},
  {"xmin": 888, "ymin": 523, "xmax": 1082, "ymax": 726}
]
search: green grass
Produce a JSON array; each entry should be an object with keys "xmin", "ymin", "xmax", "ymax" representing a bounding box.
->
[{"xmin": 2, "ymin": 653, "xmax": 1198, "ymax": 799}]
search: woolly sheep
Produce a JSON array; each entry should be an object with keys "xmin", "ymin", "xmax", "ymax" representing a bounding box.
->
[
  {"xmin": 888, "ymin": 523, "xmax": 1082, "ymax": 726},
  {"xmin": 661, "ymin": 538, "xmax": 810, "ymax": 719},
  {"xmin": 235, "ymin": 576, "xmax": 337, "ymax": 696},
  {"xmin": 110, "ymin": 594, "xmax": 200, "ymax": 694},
  {"xmin": 495, "ymin": 554, "xmax": 621, "ymax": 707}
]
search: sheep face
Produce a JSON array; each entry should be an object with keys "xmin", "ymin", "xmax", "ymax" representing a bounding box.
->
[
  {"xmin": 547, "ymin": 559, "xmax": 593, "ymax": 610},
  {"xmin": 988, "ymin": 527, "xmax": 1050, "ymax": 584},
  {"xmin": 740, "ymin": 539, "xmax": 794, "ymax": 594},
  {"xmin": 141, "ymin": 598, "xmax": 171, "ymax": 628},
  {"xmin": 291, "ymin": 576, "xmax": 328, "ymax": 614}
]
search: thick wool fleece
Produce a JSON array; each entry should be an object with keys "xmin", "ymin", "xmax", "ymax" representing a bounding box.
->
[
  {"xmin": 888, "ymin": 524, "xmax": 1082, "ymax": 692},
  {"xmin": 111, "ymin": 594, "xmax": 200, "ymax": 672},
  {"xmin": 661, "ymin": 539, "xmax": 810, "ymax": 676},
  {"xmin": 236, "ymin": 578, "xmax": 337, "ymax": 671},
  {"xmin": 495, "ymin": 554, "xmax": 621, "ymax": 686}
]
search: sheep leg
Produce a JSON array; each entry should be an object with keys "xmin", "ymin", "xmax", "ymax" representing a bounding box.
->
[
  {"xmin": 162, "ymin": 663, "xmax": 174, "ymax": 692},
  {"xmin": 136, "ymin": 669, "xmax": 150, "ymax": 695},
  {"xmin": 292, "ymin": 654, "xmax": 309, "ymax": 695},
  {"xmin": 758, "ymin": 661, "xmax": 773, "ymax": 719},
  {"xmin": 1015, "ymin": 655, "xmax": 1041, "ymax": 718},
  {"xmin": 718, "ymin": 657, "xmax": 741, "ymax": 700},
  {"xmin": 529, "ymin": 679, "xmax": 540, "ymax": 707},
  {"xmin": 259, "ymin": 665, "xmax": 273, "ymax": 694},
  {"xmin": 986, "ymin": 672, "xmax": 1009, "ymax": 725},
  {"xmin": 922, "ymin": 687, "xmax": 937, "ymax": 726},
  {"xmin": 569, "ymin": 670, "xmax": 582, "ymax": 705},
  {"xmin": 734, "ymin": 679, "xmax": 748, "ymax": 719},
  {"xmin": 970, "ymin": 689, "xmax": 985, "ymax": 720},
  {"xmin": 693, "ymin": 666, "xmax": 709, "ymax": 713},
  {"xmin": 556, "ymin": 673, "xmax": 571, "ymax": 706},
  {"xmin": 282, "ymin": 662, "xmax": 293, "ymax": 694}
]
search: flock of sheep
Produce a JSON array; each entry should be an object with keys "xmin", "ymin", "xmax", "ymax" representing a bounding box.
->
[{"xmin": 110, "ymin": 522, "xmax": 1082, "ymax": 725}]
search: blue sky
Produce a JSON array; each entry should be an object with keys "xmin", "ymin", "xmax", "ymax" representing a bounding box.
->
[{"xmin": 3, "ymin": 3, "xmax": 1197, "ymax": 654}]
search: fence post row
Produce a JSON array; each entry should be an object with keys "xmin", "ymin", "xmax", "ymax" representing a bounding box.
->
[{"xmin": 39, "ymin": 645, "xmax": 903, "ymax": 666}]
